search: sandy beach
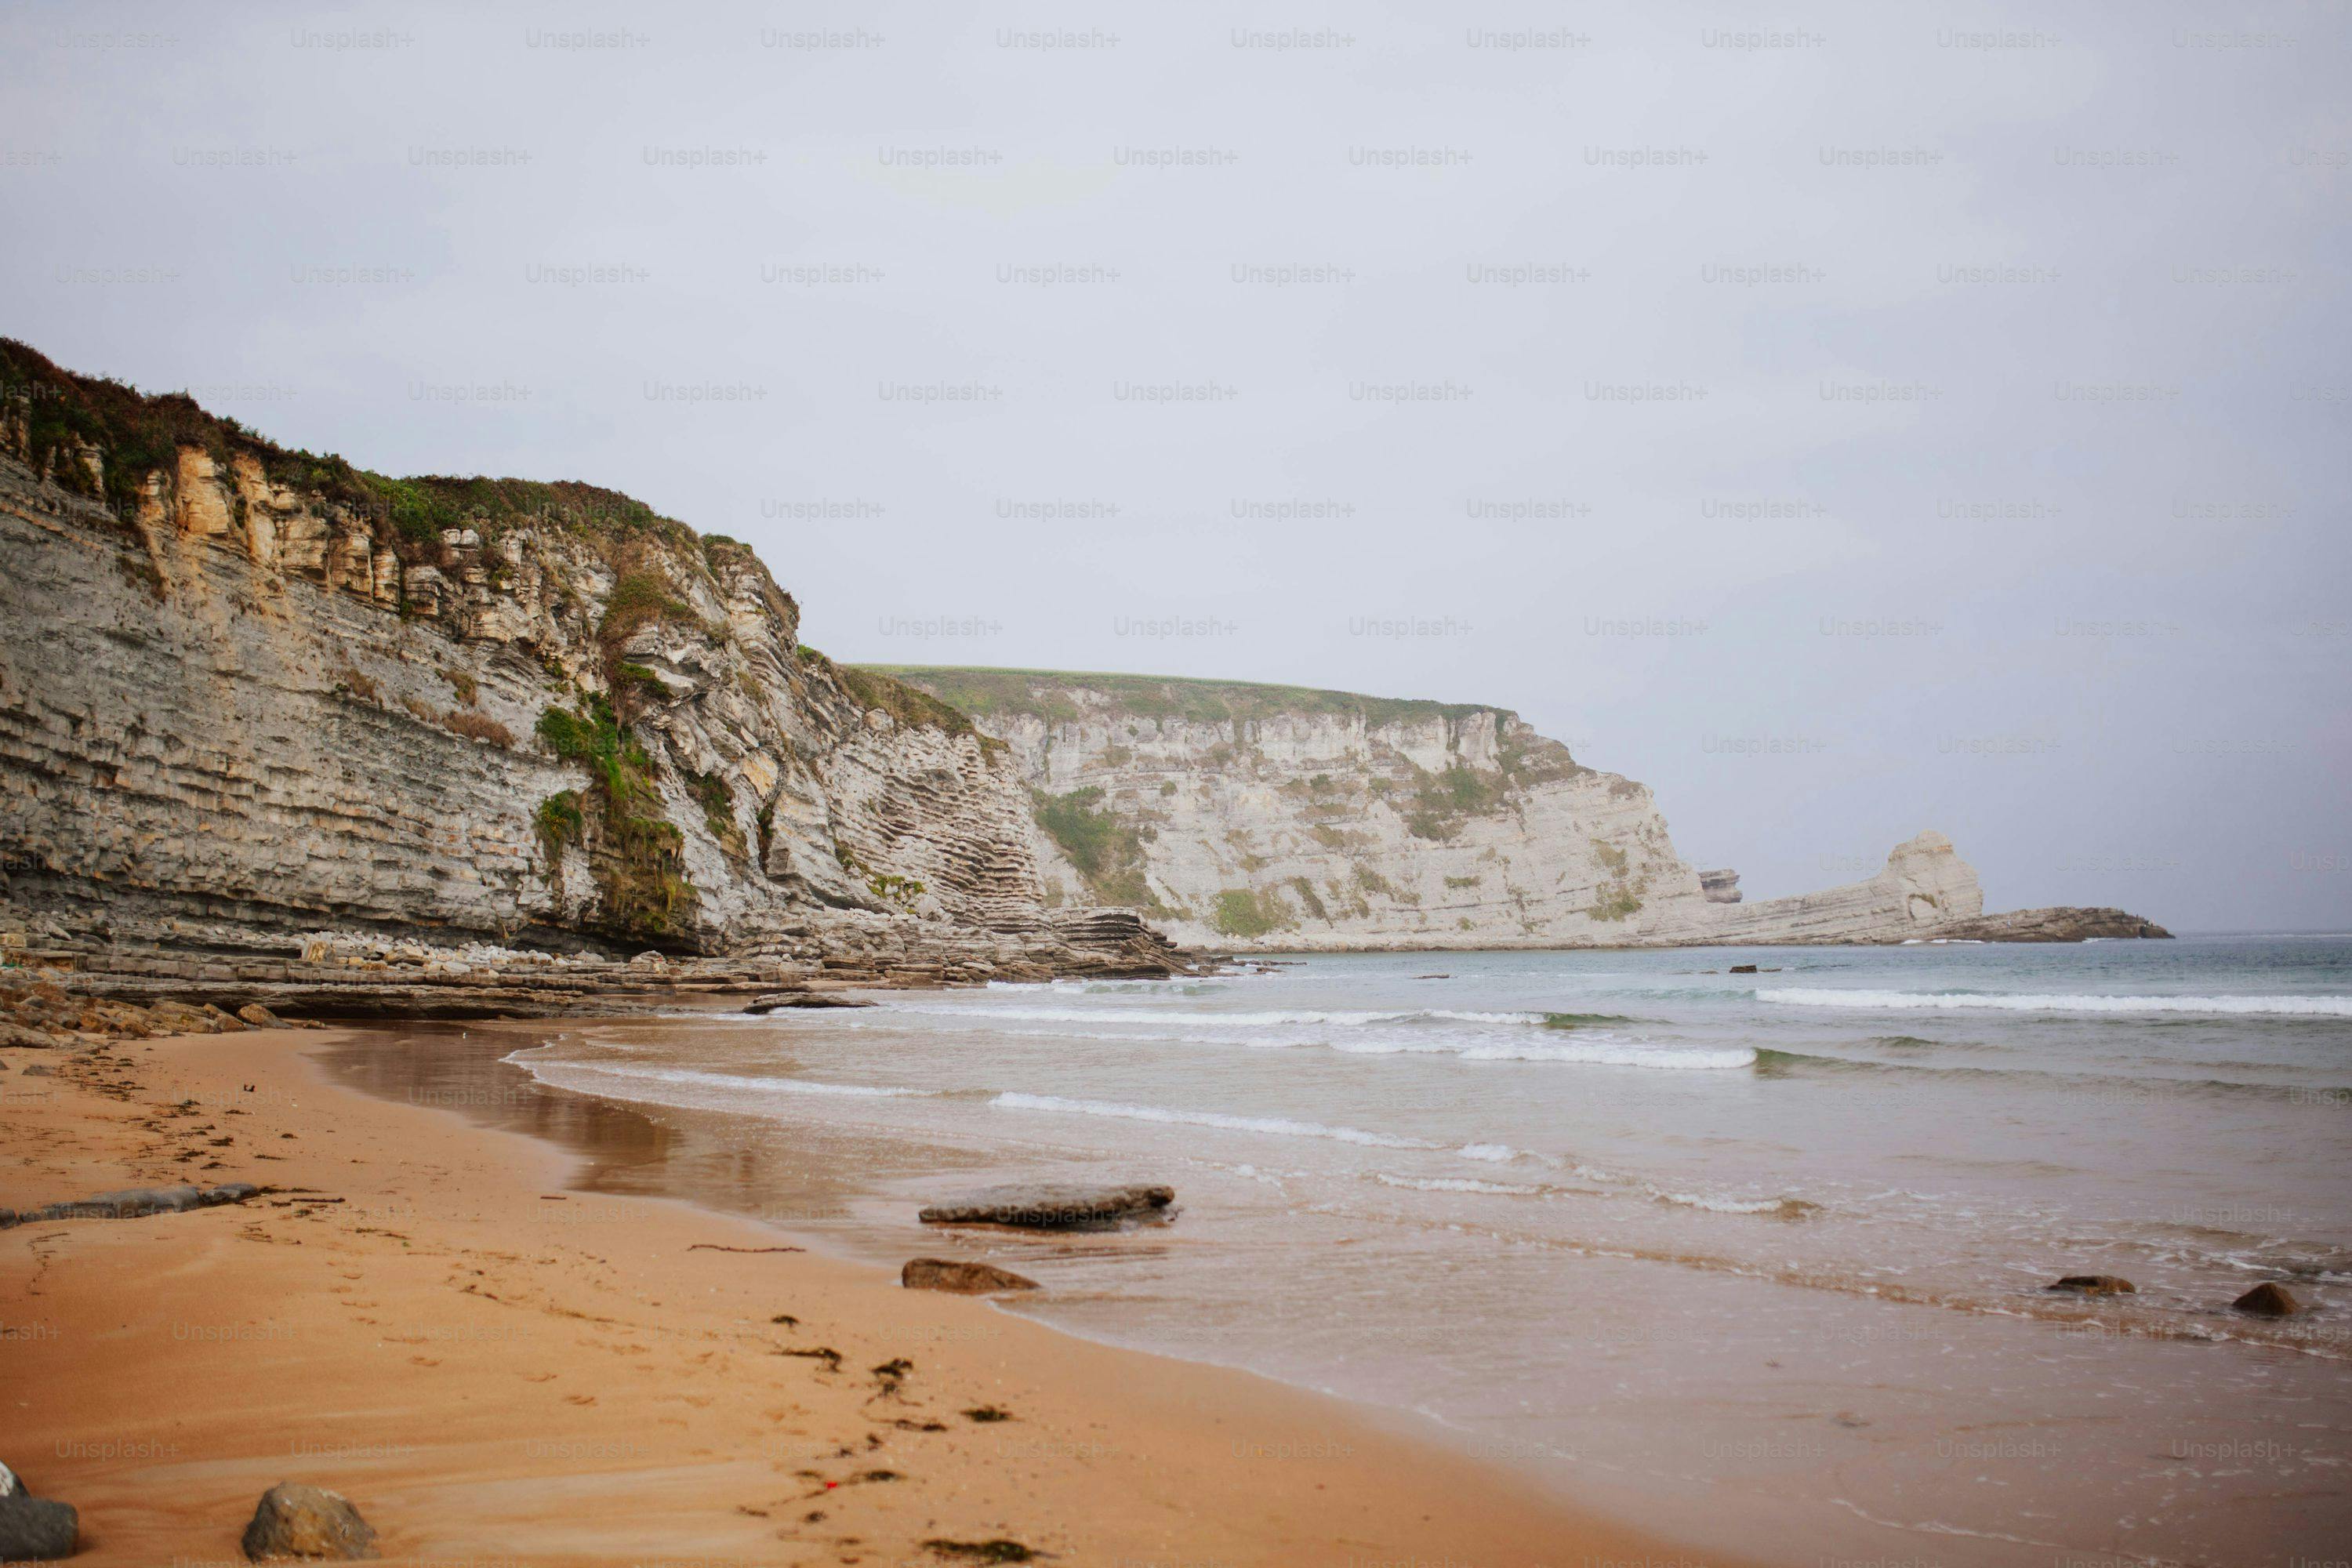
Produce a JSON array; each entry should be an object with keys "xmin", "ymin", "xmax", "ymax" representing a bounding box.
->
[{"xmin": 0, "ymin": 1022, "xmax": 1714, "ymax": 1567}]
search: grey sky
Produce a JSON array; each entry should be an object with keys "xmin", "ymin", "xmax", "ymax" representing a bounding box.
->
[{"xmin": 5, "ymin": 0, "xmax": 2346, "ymax": 931}]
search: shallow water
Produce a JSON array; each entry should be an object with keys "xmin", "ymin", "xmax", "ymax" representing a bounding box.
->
[{"xmin": 325, "ymin": 937, "xmax": 2352, "ymax": 1566}]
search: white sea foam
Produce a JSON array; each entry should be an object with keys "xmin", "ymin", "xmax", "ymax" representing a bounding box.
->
[
  {"xmin": 991, "ymin": 1091, "xmax": 1439, "ymax": 1148},
  {"xmin": 1759, "ymin": 988, "xmax": 2352, "ymax": 1017},
  {"xmin": 1457, "ymin": 1143, "xmax": 1520, "ymax": 1162},
  {"xmin": 1374, "ymin": 1173, "xmax": 1544, "ymax": 1196},
  {"xmin": 1309, "ymin": 1034, "xmax": 1752, "ymax": 1069},
  {"xmin": 544, "ymin": 1063, "xmax": 930, "ymax": 1098}
]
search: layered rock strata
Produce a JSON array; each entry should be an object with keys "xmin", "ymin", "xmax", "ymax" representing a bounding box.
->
[
  {"xmin": 880, "ymin": 668, "xmax": 2168, "ymax": 951},
  {"xmin": 0, "ymin": 342, "xmax": 1181, "ymax": 1001}
]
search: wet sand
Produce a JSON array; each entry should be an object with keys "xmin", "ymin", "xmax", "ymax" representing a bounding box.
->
[{"xmin": 0, "ymin": 1022, "xmax": 1725, "ymax": 1566}]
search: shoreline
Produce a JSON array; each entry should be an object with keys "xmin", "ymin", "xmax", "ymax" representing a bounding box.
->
[{"xmin": 0, "ymin": 1022, "xmax": 1727, "ymax": 1567}]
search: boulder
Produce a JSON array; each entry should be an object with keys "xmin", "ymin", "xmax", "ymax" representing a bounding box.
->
[
  {"xmin": 920, "ymin": 1182, "xmax": 1175, "ymax": 1229},
  {"xmin": 150, "ymin": 1000, "xmax": 215, "ymax": 1034},
  {"xmin": 20, "ymin": 1064, "xmax": 52, "ymax": 1077},
  {"xmin": 902, "ymin": 1257, "xmax": 1040, "ymax": 1294},
  {"xmin": 241, "ymin": 1482, "xmax": 379, "ymax": 1561},
  {"xmin": 238, "ymin": 1003, "xmax": 287, "ymax": 1028},
  {"xmin": 2046, "ymin": 1275, "xmax": 2136, "ymax": 1296},
  {"xmin": 0, "ymin": 1496, "xmax": 78, "ymax": 1561},
  {"xmin": 2232, "ymin": 1282, "xmax": 2300, "ymax": 1317}
]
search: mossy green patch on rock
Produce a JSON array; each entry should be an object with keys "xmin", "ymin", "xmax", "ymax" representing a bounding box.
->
[
  {"xmin": 535, "ymin": 695, "xmax": 694, "ymax": 938},
  {"xmin": 1211, "ymin": 886, "xmax": 1294, "ymax": 938},
  {"xmin": 1033, "ymin": 786, "xmax": 1158, "ymax": 909},
  {"xmin": 533, "ymin": 789, "xmax": 583, "ymax": 887}
]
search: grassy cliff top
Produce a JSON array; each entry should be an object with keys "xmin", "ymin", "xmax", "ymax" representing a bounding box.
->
[
  {"xmin": 0, "ymin": 337, "xmax": 687, "ymax": 547},
  {"xmin": 866, "ymin": 666, "xmax": 1504, "ymax": 730}
]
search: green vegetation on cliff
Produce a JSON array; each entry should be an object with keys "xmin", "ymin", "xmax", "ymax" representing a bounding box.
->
[
  {"xmin": 1211, "ymin": 887, "xmax": 1295, "ymax": 938},
  {"xmin": 535, "ymin": 696, "xmax": 693, "ymax": 936},
  {"xmin": 1405, "ymin": 763, "xmax": 1512, "ymax": 840},
  {"xmin": 0, "ymin": 337, "xmax": 689, "ymax": 551},
  {"xmin": 797, "ymin": 648, "xmax": 989, "ymax": 746},
  {"xmin": 869, "ymin": 666, "xmax": 1496, "ymax": 731},
  {"xmin": 1033, "ymin": 786, "xmax": 1157, "ymax": 909}
]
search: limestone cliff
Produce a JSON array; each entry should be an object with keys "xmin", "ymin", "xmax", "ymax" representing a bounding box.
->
[
  {"xmin": 879, "ymin": 669, "xmax": 2167, "ymax": 949},
  {"xmin": 0, "ymin": 342, "xmax": 1171, "ymax": 989}
]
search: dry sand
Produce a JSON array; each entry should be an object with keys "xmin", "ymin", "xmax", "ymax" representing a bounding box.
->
[{"xmin": 0, "ymin": 1024, "xmax": 1729, "ymax": 1566}]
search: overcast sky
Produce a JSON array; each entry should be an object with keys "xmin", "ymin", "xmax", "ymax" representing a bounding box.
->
[{"xmin": 5, "ymin": 0, "xmax": 2347, "ymax": 931}]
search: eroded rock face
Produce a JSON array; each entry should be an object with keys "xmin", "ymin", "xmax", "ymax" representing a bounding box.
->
[{"xmin": 0, "ymin": 354, "xmax": 1095, "ymax": 969}]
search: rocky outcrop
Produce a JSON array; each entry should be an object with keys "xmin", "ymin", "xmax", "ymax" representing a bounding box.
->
[
  {"xmin": 0, "ymin": 342, "xmax": 1181, "ymax": 991},
  {"xmin": 881, "ymin": 669, "xmax": 2165, "ymax": 950},
  {"xmin": 1638, "ymin": 829, "xmax": 1987, "ymax": 946},
  {"xmin": 1932, "ymin": 907, "xmax": 2173, "ymax": 942}
]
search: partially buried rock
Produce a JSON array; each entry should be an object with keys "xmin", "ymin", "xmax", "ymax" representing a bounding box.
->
[
  {"xmin": 0, "ymin": 1496, "xmax": 78, "ymax": 1561},
  {"xmin": 238, "ymin": 1003, "xmax": 286, "ymax": 1028},
  {"xmin": 52, "ymin": 1184, "xmax": 208, "ymax": 1220},
  {"xmin": 742, "ymin": 992, "xmax": 877, "ymax": 1013},
  {"xmin": 903, "ymin": 1257, "xmax": 1040, "ymax": 1294},
  {"xmin": 242, "ymin": 1483, "xmax": 379, "ymax": 1561},
  {"xmin": 2232, "ymin": 1282, "xmax": 2300, "ymax": 1317},
  {"xmin": 2047, "ymin": 1274, "xmax": 2136, "ymax": 1296},
  {"xmin": 920, "ymin": 1182, "xmax": 1175, "ymax": 1230}
]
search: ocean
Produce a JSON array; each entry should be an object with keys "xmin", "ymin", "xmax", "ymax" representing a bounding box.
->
[{"xmin": 328, "ymin": 936, "xmax": 2352, "ymax": 1566}]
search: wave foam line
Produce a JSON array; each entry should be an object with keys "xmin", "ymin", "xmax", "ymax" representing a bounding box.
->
[
  {"xmin": 1760, "ymin": 988, "xmax": 2352, "ymax": 1017},
  {"xmin": 992, "ymin": 1091, "xmax": 1439, "ymax": 1148},
  {"xmin": 1374, "ymin": 1173, "xmax": 1544, "ymax": 1196},
  {"xmin": 891, "ymin": 1004, "xmax": 1543, "ymax": 1027}
]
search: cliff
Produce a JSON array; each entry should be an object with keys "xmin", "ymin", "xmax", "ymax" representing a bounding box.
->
[
  {"xmin": 878, "ymin": 668, "xmax": 2169, "ymax": 949},
  {"xmin": 0, "ymin": 341, "xmax": 1179, "ymax": 1001}
]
